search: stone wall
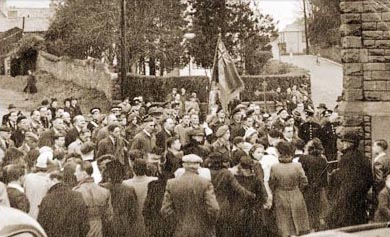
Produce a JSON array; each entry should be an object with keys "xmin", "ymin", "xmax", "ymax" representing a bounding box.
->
[
  {"xmin": 36, "ymin": 51, "xmax": 117, "ymax": 102},
  {"xmin": 339, "ymin": 0, "xmax": 390, "ymax": 159}
]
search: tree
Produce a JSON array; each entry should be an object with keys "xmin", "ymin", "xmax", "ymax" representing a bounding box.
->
[
  {"xmin": 186, "ymin": 0, "xmax": 277, "ymax": 73},
  {"xmin": 307, "ymin": 0, "xmax": 341, "ymax": 48}
]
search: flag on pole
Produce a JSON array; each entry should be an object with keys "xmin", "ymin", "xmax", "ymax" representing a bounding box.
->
[{"xmin": 211, "ymin": 36, "xmax": 244, "ymax": 113}]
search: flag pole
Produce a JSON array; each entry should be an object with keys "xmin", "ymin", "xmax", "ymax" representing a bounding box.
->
[{"xmin": 209, "ymin": 34, "xmax": 221, "ymax": 114}]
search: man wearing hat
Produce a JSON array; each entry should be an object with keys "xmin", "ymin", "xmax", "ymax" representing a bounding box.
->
[
  {"xmin": 182, "ymin": 127, "xmax": 210, "ymax": 158},
  {"xmin": 2, "ymin": 104, "xmax": 17, "ymax": 126},
  {"xmin": 319, "ymin": 110, "xmax": 339, "ymax": 161},
  {"xmin": 87, "ymin": 107, "xmax": 102, "ymax": 133},
  {"xmin": 11, "ymin": 116, "xmax": 30, "ymax": 148},
  {"xmin": 298, "ymin": 108, "xmax": 321, "ymax": 143},
  {"xmin": 326, "ymin": 131, "xmax": 373, "ymax": 228},
  {"xmin": 315, "ymin": 103, "xmax": 327, "ymax": 123},
  {"xmin": 161, "ymin": 154, "xmax": 220, "ymax": 237},
  {"xmin": 211, "ymin": 125, "xmax": 232, "ymax": 164},
  {"xmin": 229, "ymin": 108, "xmax": 245, "ymax": 140}
]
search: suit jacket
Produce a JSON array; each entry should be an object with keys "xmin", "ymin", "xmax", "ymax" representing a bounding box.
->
[
  {"xmin": 38, "ymin": 183, "xmax": 89, "ymax": 237},
  {"xmin": 97, "ymin": 136, "xmax": 126, "ymax": 164},
  {"xmin": 10, "ymin": 129, "xmax": 25, "ymax": 148},
  {"xmin": 373, "ymin": 154, "xmax": 390, "ymax": 195},
  {"xmin": 65, "ymin": 127, "xmax": 79, "ymax": 148},
  {"xmin": 156, "ymin": 129, "xmax": 174, "ymax": 150},
  {"xmin": 7, "ymin": 186, "xmax": 29, "ymax": 213},
  {"xmin": 131, "ymin": 131, "xmax": 155, "ymax": 154},
  {"xmin": 298, "ymin": 121, "xmax": 321, "ymax": 143},
  {"xmin": 320, "ymin": 122, "xmax": 338, "ymax": 161},
  {"xmin": 161, "ymin": 170, "xmax": 220, "ymax": 237}
]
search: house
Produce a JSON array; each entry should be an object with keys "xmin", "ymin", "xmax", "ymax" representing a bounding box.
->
[{"xmin": 278, "ymin": 21, "xmax": 307, "ymax": 55}]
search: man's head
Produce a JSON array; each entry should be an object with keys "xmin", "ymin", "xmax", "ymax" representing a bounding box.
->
[
  {"xmin": 296, "ymin": 103, "xmax": 304, "ymax": 112},
  {"xmin": 90, "ymin": 107, "xmax": 101, "ymax": 120},
  {"xmin": 17, "ymin": 116, "xmax": 30, "ymax": 132},
  {"xmin": 61, "ymin": 112, "xmax": 71, "ymax": 123},
  {"xmin": 52, "ymin": 117, "xmax": 65, "ymax": 131},
  {"xmin": 163, "ymin": 118, "xmax": 175, "ymax": 132},
  {"xmin": 243, "ymin": 116, "xmax": 254, "ymax": 128},
  {"xmin": 190, "ymin": 114, "xmax": 199, "ymax": 126},
  {"xmin": 73, "ymin": 115, "xmax": 86, "ymax": 129},
  {"xmin": 167, "ymin": 137, "xmax": 181, "ymax": 151},
  {"xmin": 182, "ymin": 114, "xmax": 190, "ymax": 126},
  {"xmin": 216, "ymin": 125, "xmax": 230, "ymax": 141},
  {"xmin": 38, "ymin": 106, "xmax": 48, "ymax": 118},
  {"xmin": 56, "ymin": 108, "xmax": 64, "ymax": 118},
  {"xmin": 182, "ymin": 154, "xmax": 202, "ymax": 170},
  {"xmin": 48, "ymin": 171, "xmax": 63, "ymax": 188},
  {"xmin": 106, "ymin": 114, "xmax": 118, "ymax": 126},
  {"xmin": 74, "ymin": 161, "xmax": 93, "ymax": 182},
  {"xmin": 30, "ymin": 110, "xmax": 41, "ymax": 122},
  {"xmin": 172, "ymin": 88, "xmax": 177, "ymax": 95},
  {"xmin": 79, "ymin": 127, "xmax": 91, "ymax": 142},
  {"xmin": 8, "ymin": 111, "xmax": 18, "ymax": 123},
  {"xmin": 268, "ymin": 129, "xmax": 283, "ymax": 146},
  {"xmin": 143, "ymin": 118, "xmax": 156, "ymax": 134},
  {"xmin": 283, "ymin": 126, "xmax": 294, "ymax": 140},
  {"xmin": 4, "ymin": 164, "xmax": 26, "ymax": 184},
  {"xmin": 133, "ymin": 159, "xmax": 147, "ymax": 176},
  {"xmin": 373, "ymin": 139, "xmax": 388, "ymax": 155},
  {"xmin": 54, "ymin": 132, "xmax": 66, "ymax": 147},
  {"xmin": 108, "ymin": 124, "xmax": 121, "ymax": 138}
]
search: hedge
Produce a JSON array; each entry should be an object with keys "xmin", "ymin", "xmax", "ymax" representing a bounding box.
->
[
  {"xmin": 120, "ymin": 73, "xmax": 310, "ymax": 103},
  {"xmin": 122, "ymin": 74, "xmax": 210, "ymax": 102}
]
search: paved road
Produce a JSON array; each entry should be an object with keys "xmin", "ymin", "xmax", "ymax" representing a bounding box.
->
[{"xmin": 280, "ymin": 55, "xmax": 343, "ymax": 110}]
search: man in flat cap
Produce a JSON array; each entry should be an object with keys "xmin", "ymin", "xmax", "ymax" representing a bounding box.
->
[
  {"xmin": 161, "ymin": 154, "xmax": 220, "ymax": 237},
  {"xmin": 87, "ymin": 107, "xmax": 102, "ymax": 133},
  {"xmin": 211, "ymin": 125, "xmax": 232, "ymax": 165},
  {"xmin": 327, "ymin": 130, "xmax": 373, "ymax": 228}
]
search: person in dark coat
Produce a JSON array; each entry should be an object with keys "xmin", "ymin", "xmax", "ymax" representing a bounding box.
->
[
  {"xmin": 299, "ymin": 138, "xmax": 328, "ymax": 231},
  {"xmin": 298, "ymin": 109, "xmax": 321, "ymax": 143},
  {"xmin": 156, "ymin": 117, "xmax": 175, "ymax": 150},
  {"xmin": 5, "ymin": 164, "xmax": 29, "ymax": 213},
  {"xmin": 161, "ymin": 154, "xmax": 220, "ymax": 237},
  {"xmin": 374, "ymin": 174, "xmax": 390, "ymax": 222},
  {"xmin": 143, "ymin": 172, "xmax": 175, "ymax": 237},
  {"xmin": 38, "ymin": 171, "xmax": 89, "ymax": 237},
  {"xmin": 97, "ymin": 124, "xmax": 126, "ymax": 164},
  {"xmin": 372, "ymin": 140, "xmax": 390, "ymax": 199},
  {"xmin": 101, "ymin": 159, "xmax": 138, "ymax": 237},
  {"xmin": 163, "ymin": 137, "xmax": 183, "ymax": 178},
  {"xmin": 326, "ymin": 131, "xmax": 373, "ymax": 229},
  {"xmin": 229, "ymin": 108, "xmax": 245, "ymax": 140},
  {"xmin": 131, "ymin": 118, "xmax": 156, "ymax": 154},
  {"xmin": 319, "ymin": 115, "xmax": 339, "ymax": 161},
  {"xmin": 10, "ymin": 116, "xmax": 30, "ymax": 148},
  {"xmin": 23, "ymin": 70, "xmax": 38, "ymax": 100},
  {"xmin": 232, "ymin": 156, "xmax": 269, "ymax": 237},
  {"xmin": 208, "ymin": 152, "xmax": 256, "ymax": 236},
  {"xmin": 65, "ymin": 115, "xmax": 86, "ymax": 147}
]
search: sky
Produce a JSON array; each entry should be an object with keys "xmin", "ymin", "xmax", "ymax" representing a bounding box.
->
[{"xmin": 6, "ymin": 0, "xmax": 302, "ymax": 31}]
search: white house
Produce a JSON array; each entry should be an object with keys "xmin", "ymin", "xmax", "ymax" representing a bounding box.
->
[{"xmin": 278, "ymin": 21, "xmax": 307, "ymax": 55}]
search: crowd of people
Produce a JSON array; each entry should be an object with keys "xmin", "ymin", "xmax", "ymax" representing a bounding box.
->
[{"xmin": 0, "ymin": 86, "xmax": 389, "ymax": 237}]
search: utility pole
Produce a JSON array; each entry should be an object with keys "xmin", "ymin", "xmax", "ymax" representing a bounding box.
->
[
  {"xmin": 303, "ymin": 0, "xmax": 310, "ymax": 55},
  {"xmin": 120, "ymin": 0, "xmax": 127, "ymax": 98}
]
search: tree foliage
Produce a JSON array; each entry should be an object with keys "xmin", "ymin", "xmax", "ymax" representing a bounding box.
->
[
  {"xmin": 307, "ymin": 0, "xmax": 341, "ymax": 47},
  {"xmin": 186, "ymin": 0, "xmax": 277, "ymax": 73}
]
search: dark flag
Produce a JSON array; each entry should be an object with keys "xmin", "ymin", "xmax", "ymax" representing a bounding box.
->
[{"xmin": 211, "ymin": 36, "xmax": 244, "ymax": 112}]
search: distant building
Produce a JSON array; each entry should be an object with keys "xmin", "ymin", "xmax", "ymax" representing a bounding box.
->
[
  {"xmin": 278, "ymin": 21, "xmax": 307, "ymax": 55},
  {"xmin": 0, "ymin": 0, "xmax": 60, "ymax": 34}
]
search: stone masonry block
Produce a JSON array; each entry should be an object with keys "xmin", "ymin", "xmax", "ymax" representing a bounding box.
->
[
  {"xmin": 363, "ymin": 0, "xmax": 388, "ymax": 13},
  {"xmin": 372, "ymin": 71, "xmax": 390, "ymax": 80},
  {"xmin": 364, "ymin": 81, "xmax": 387, "ymax": 90},
  {"xmin": 340, "ymin": 1, "xmax": 363, "ymax": 13},
  {"xmin": 386, "ymin": 63, "xmax": 390, "ymax": 70},
  {"xmin": 365, "ymin": 91, "xmax": 383, "ymax": 101},
  {"xmin": 363, "ymin": 31, "xmax": 383, "ymax": 40},
  {"xmin": 341, "ymin": 49, "xmax": 361, "ymax": 62},
  {"xmin": 364, "ymin": 71, "xmax": 372, "ymax": 80},
  {"xmin": 383, "ymin": 12, "xmax": 390, "ymax": 21},
  {"xmin": 375, "ymin": 40, "xmax": 390, "ymax": 48},
  {"xmin": 368, "ymin": 49, "xmax": 385, "ymax": 56},
  {"xmin": 362, "ymin": 22, "xmax": 377, "ymax": 31},
  {"xmin": 363, "ymin": 40, "xmax": 375, "ymax": 47},
  {"xmin": 364, "ymin": 62, "xmax": 386, "ymax": 70},
  {"xmin": 344, "ymin": 116, "xmax": 364, "ymax": 127},
  {"xmin": 341, "ymin": 14, "xmax": 362, "ymax": 24},
  {"xmin": 369, "ymin": 56, "xmax": 386, "ymax": 62},
  {"xmin": 344, "ymin": 63, "xmax": 363, "ymax": 75},
  {"xmin": 344, "ymin": 89, "xmax": 363, "ymax": 101},
  {"xmin": 377, "ymin": 22, "xmax": 390, "ymax": 31},
  {"xmin": 344, "ymin": 76, "xmax": 363, "ymax": 89},
  {"xmin": 383, "ymin": 31, "xmax": 390, "ymax": 39},
  {"xmin": 386, "ymin": 50, "xmax": 390, "ymax": 56},
  {"xmin": 342, "ymin": 36, "xmax": 362, "ymax": 48},
  {"xmin": 387, "ymin": 81, "xmax": 390, "ymax": 89},
  {"xmin": 340, "ymin": 24, "xmax": 362, "ymax": 36},
  {"xmin": 362, "ymin": 13, "xmax": 382, "ymax": 22}
]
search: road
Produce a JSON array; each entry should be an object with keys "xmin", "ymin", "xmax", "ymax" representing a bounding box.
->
[{"xmin": 280, "ymin": 55, "xmax": 343, "ymax": 110}]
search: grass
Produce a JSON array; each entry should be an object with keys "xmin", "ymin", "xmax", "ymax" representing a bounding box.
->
[{"xmin": 0, "ymin": 72, "xmax": 111, "ymax": 113}]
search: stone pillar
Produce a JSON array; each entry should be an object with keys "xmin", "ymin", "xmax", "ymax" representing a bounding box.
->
[{"xmin": 339, "ymin": 0, "xmax": 390, "ymax": 159}]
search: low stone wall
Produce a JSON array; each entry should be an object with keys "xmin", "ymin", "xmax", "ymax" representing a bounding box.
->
[{"xmin": 36, "ymin": 51, "xmax": 117, "ymax": 102}]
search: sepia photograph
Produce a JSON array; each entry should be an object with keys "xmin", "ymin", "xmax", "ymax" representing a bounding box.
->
[{"xmin": 0, "ymin": 0, "xmax": 389, "ymax": 236}]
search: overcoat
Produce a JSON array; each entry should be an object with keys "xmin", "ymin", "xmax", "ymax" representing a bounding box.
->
[
  {"xmin": 269, "ymin": 162, "xmax": 310, "ymax": 236},
  {"xmin": 161, "ymin": 171, "xmax": 220, "ymax": 237}
]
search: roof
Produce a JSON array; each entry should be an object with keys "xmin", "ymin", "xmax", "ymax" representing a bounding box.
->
[
  {"xmin": 0, "ymin": 17, "xmax": 51, "ymax": 32},
  {"xmin": 280, "ymin": 22, "xmax": 304, "ymax": 33}
]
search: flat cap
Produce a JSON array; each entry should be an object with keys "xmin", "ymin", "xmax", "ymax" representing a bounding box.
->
[
  {"xmin": 215, "ymin": 125, "xmax": 229, "ymax": 138},
  {"xmin": 182, "ymin": 154, "xmax": 203, "ymax": 163}
]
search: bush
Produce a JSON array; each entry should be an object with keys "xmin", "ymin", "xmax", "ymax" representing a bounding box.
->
[{"xmin": 122, "ymin": 74, "xmax": 210, "ymax": 102}]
